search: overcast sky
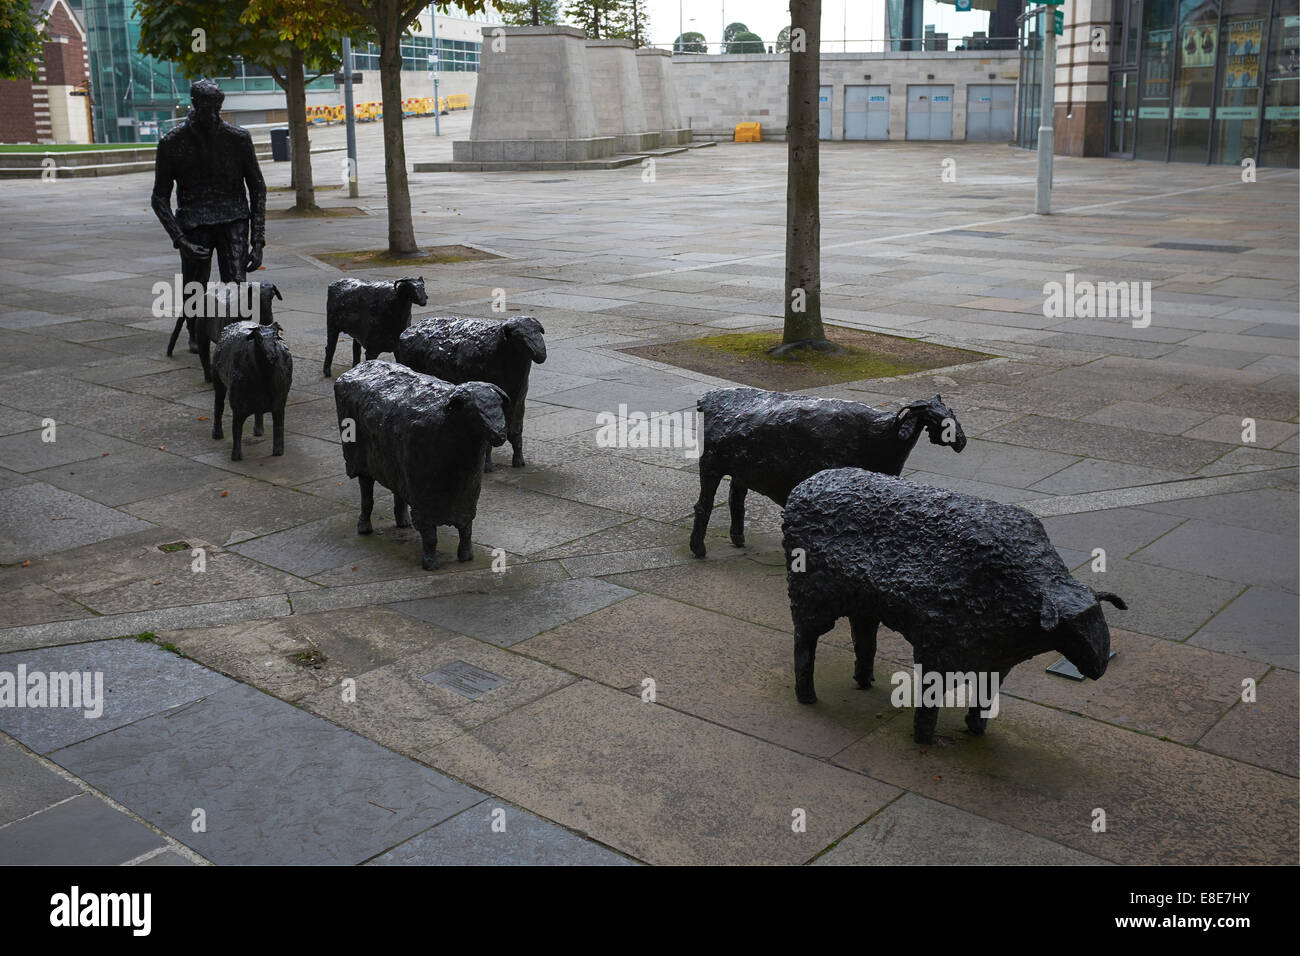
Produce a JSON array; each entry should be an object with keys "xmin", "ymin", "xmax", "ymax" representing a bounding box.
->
[{"xmin": 636, "ymin": 1, "xmax": 987, "ymax": 50}]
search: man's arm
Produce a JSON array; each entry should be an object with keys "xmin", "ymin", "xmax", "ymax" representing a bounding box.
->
[
  {"xmin": 241, "ymin": 132, "xmax": 267, "ymax": 250},
  {"xmin": 150, "ymin": 142, "xmax": 184, "ymax": 246}
]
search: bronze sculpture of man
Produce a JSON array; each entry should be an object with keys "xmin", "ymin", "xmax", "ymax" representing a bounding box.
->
[{"xmin": 152, "ymin": 78, "xmax": 266, "ymax": 360}]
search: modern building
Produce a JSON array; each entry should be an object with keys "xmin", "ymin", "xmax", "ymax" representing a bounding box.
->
[
  {"xmin": 1017, "ymin": 0, "xmax": 1297, "ymax": 166},
  {"xmin": 0, "ymin": 0, "xmax": 92, "ymax": 144},
  {"xmin": 67, "ymin": 1, "xmax": 499, "ymax": 144}
]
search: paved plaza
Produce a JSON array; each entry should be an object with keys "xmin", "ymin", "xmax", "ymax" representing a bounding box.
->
[{"xmin": 0, "ymin": 113, "xmax": 1296, "ymax": 865}]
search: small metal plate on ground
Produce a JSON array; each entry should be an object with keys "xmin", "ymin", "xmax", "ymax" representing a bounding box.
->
[
  {"xmin": 421, "ymin": 661, "xmax": 508, "ymax": 699},
  {"xmin": 1046, "ymin": 651, "xmax": 1117, "ymax": 681}
]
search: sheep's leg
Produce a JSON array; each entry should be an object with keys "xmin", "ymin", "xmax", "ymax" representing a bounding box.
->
[
  {"xmin": 482, "ymin": 445, "xmax": 495, "ymax": 473},
  {"xmin": 271, "ymin": 407, "xmax": 284, "ymax": 456},
  {"xmin": 253, "ymin": 412, "xmax": 264, "ymax": 437},
  {"xmin": 509, "ymin": 400, "xmax": 526, "ymax": 467},
  {"xmin": 211, "ymin": 381, "xmax": 226, "ymax": 440},
  {"xmin": 356, "ymin": 475, "xmax": 375, "ymax": 535},
  {"xmin": 413, "ymin": 513, "xmax": 439, "ymax": 571},
  {"xmin": 689, "ymin": 469, "xmax": 724, "ymax": 558},
  {"xmin": 364, "ymin": 348, "xmax": 377, "ymax": 362},
  {"xmin": 352, "ymin": 339, "xmax": 362, "ymax": 368},
  {"xmin": 455, "ymin": 523, "xmax": 473, "ymax": 563},
  {"xmin": 850, "ymin": 615, "xmax": 879, "ymax": 689},
  {"xmin": 965, "ymin": 668, "xmax": 1006, "ymax": 736},
  {"xmin": 323, "ymin": 325, "xmax": 339, "ymax": 377},
  {"xmin": 728, "ymin": 479, "xmax": 748, "ymax": 548},
  {"xmin": 230, "ymin": 413, "xmax": 247, "ymax": 462},
  {"xmin": 913, "ymin": 657, "xmax": 940, "ymax": 745},
  {"xmin": 198, "ymin": 337, "xmax": 213, "ymax": 383},
  {"xmin": 166, "ymin": 315, "xmax": 186, "ymax": 357},
  {"xmin": 794, "ymin": 619, "xmax": 832, "ymax": 705},
  {"xmin": 186, "ymin": 316, "xmax": 199, "ymax": 354},
  {"xmin": 394, "ymin": 495, "xmax": 411, "ymax": 528}
]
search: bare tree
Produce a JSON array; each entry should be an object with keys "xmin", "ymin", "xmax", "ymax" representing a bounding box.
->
[{"xmin": 778, "ymin": 0, "xmax": 830, "ymax": 352}]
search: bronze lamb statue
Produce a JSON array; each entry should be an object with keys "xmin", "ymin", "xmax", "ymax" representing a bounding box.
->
[
  {"xmin": 333, "ymin": 361, "xmax": 508, "ymax": 570},
  {"xmin": 690, "ymin": 388, "xmax": 966, "ymax": 557},
  {"xmin": 782, "ymin": 468, "xmax": 1126, "ymax": 745}
]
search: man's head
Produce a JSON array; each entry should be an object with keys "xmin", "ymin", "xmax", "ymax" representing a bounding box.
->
[{"xmin": 190, "ymin": 79, "xmax": 224, "ymax": 132}]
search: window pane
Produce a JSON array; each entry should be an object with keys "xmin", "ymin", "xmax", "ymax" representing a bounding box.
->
[
  {"xmin": 1262, "ymin": 0, "xmax": 1300, "ymax": 165},
  {"xmin": 1137, "ymin": 0, "xmax": 1177, "ymax": 159},
  {"xmin": 1211, "ymin": 0, "xmax": 1271, "ymax": 164}
]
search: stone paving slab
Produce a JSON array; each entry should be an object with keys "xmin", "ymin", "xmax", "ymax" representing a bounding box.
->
[
  {"xmin": 0, "ymin": 738, "xmax": 78, "ymax": 827},
  {"xmin": 521, "ymin": 592, "xmax": 907, "ymax": 758},
  {"xmin": 52, "ymin": 682, "xmax": 484, "ymax": 865},
  {"xmin": 1000, "ymin": 629, "xmax": 1264, "ymax": 745},
  {"xmin": 427, "ymin": 680, "xmax": 900, "ymax": 865},
  {"xmin": 831, "ymin": 695, "xmax": 1297, "ymax": 865},
  {"xmin": 159, "ymin": 606, "xmax": 450, "ymax": 703},
  {"xmin": 370, "ymin": 802, "xmax": 633, "ymax": 865},
  {"xmin": 300, "ymin": 632, "xmax": 576, "ymax": 761},
  {"xmin": 1132, "ymin": 519, "xmax": 1299, "ymax": 593},
  {"xmin": 1196, "ymin": 667, "xmax": 1298, "ymax": 777},
  {"xmin": 0, "ymin": 481, "xmax": 155, "ymax": 564},
  {"xmin": 0, "ymin": 638, "xmax": 234, "ymax": 753},
  {"xmin": 814, "ymin": 793, "xmax": 1108, "ymax": 866},
  {"xmin": 1187, "ymin": 586, "xmax": 1299, "ymax": 670},
  {"xmin": 0, "ymin": 793, "xmax": 166, "ymax": 865},
  {"xmin": 392, "ymin": 576, "xmax": 634, "ymax": 647}
]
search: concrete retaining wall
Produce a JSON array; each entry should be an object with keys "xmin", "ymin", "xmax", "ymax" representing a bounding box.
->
[{"xmin": 670, "ymin": 51, "xmax": 1021, "ymax": 142}]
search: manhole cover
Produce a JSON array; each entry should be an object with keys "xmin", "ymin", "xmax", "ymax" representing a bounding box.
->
[
  {"xmin": 1150, "ymin": 241, "xmax": 1251, "ymax": 254},
  {"xmin": 422, "ymin": 660, "xmax": 508, "ymax": 699}
]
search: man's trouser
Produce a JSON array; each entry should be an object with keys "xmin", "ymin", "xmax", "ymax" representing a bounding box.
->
[{"xmin": 168, "ymin": 218, "xmax": 250, "ymax": 354}]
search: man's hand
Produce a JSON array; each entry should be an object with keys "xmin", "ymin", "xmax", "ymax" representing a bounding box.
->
[
  {"xmin": 245, "ymin": 242, "xmax": 264, "ymax": 273},
  {"xmin": 176, "ymin": 237, "xmax": 210, "ymax": 261}
]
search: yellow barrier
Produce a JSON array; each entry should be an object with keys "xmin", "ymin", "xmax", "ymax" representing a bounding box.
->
[
  {"xmin": 444, "ymin": 93, "xmax": 470, "ymax": 111},
  {"xmin": 305, "ymin": 96, "xmax": 461, "ymax": 126},
  {"xmin": 734, "ymin": 122, "xmax": 762, "ymax": 142}
]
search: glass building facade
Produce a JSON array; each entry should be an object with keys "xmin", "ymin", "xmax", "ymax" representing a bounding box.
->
[{"xmin": 1110, "ymin": 0, "xmax": 1297, "ymax": 164}]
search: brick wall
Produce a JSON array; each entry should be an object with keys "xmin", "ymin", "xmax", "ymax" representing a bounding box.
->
[{"xmin": 0, "ymin": 78, "xmax": 39, "ymax": 143}]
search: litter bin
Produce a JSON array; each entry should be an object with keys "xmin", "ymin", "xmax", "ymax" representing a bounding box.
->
[{"xmin": 270, "ymin": 127, "xmax": 291, "ymax": 162}]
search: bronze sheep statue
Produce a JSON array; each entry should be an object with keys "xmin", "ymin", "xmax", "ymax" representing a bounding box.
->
[
  {"xmin": 782, "ymin": 468, "xmax": 1126, "ymax": 745},
  {"xmin": 690, "ymin": 388, "xmax": 966, "ymax": 557}
]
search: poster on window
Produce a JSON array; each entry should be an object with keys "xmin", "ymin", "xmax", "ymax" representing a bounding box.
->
[
  {"xmin": 1224, "ymin": 17, "xmax": 1265, "ymax": 88},
  {"xmin": 1181, "ymin": 24, "xmax": 1217, "ymax": 68}
]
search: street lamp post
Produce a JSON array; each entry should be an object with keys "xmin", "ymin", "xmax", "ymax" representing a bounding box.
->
[
  {"xmin": 1035, "ymin": 6, "xmax": 1057, "ymax": 215},
  {"xmin": 342, "ymin": 35, "xmax": 358, "ymax": 199}
]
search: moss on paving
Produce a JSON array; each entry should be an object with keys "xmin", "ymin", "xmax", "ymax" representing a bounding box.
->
[{"xmin": 622, "ymin": 326, "xmax": 991, "ymax": 391}]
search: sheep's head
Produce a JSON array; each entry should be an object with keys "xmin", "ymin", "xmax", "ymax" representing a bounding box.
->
[
  {"xmin": 894, "ymin": 394, "xmax": 967, "ymax": 452},
  {"xmin": 452, "ymin": 381, "xmax": 509, "ymax": 447},
  {"xmin": 1040, "ymin": 587, "xmax": 1127, "ymax": 680},
  {"xmin": 397, "ymin": 276, "xmax": 428, "ymax": 308},
  {"xmin": 505, "ymin": 316, "xmax": 546, "ymax": 364},
  {"xmin": 254, "ymin": 281, "xmax": 281, "ymax": 325}
]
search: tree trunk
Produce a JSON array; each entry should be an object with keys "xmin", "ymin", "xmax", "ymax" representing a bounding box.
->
[
  {"xmin": 283, "ymin": 48, "xmax": 318, "ymax": 213},
  {"xmin": 782, "ymin": 0, "xmax": 826, "ymax": 346},
  {"xmin": 379, "ymin": 7, "xmax": 418, "ymax": 256}
]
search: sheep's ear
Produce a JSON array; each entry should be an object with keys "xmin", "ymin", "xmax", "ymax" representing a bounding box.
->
[
  {"xmin": 271, "ymin": 284, "xmax": 282, "ymax": 300},
  {"xmin": 895, "ymin": 406, "xmax": 919, "ymax": 442},
  {"xmin": 1040, "ymin": 594, "xmax": 1060, "ymax": 631}
]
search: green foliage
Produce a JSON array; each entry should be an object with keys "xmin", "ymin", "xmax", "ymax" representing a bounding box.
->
[
  {"xmin": 605, "ymin": 0, "xmax": 649, "ymax": 46},
  {"xmin": 133, "ymin": 0, "xmax": 369, "ymax": 84},
  {"xmin": 673, "ymin": 31, "xmax": 706, "ymax": 54},
  {"xmin": 776, "ymin": 26, "xmax": 792, "ymax": 52},
  {"xmin": 0, "ymin": 0, "xmax": 46, "ymax": 81},
  {"xmin": 495, "ymin": 0, "xmax": 559, "ymax": 26},
  {"xmin": 723, "ymin": 22, "xmax": 748, "ymax": 44},
  {"xmin": 563, "ymin": 0, "xmax": 618, "ymax": 39},
  {"xmin": 727, "ymin": 31, "xmax": 764, "ymax": 54}
]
